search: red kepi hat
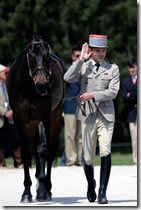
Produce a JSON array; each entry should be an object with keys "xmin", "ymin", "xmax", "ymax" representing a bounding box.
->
[{"xmin": 89, "ymin": 34, "xmax": 108, "ymax": 48}]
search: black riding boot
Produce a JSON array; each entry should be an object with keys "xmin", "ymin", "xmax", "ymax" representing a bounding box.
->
[
  {"xmin": 83, "ymin": 163, "xmax": 97, "ymax": 202},
  {"xmin": 98, "ymin": 154, "xmax": 111, "ymax": 204}
]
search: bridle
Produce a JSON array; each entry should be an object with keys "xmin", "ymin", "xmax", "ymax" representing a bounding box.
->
[
  {"xmin": 26, "ymin": 40, "xmax": 52, "ymax": 79},
  {"xmin": 25, "ymin": 39, "xmax": 94, "ymax": 115}
]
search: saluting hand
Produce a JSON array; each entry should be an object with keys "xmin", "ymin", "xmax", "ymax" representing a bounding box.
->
[{"xmin": 79, "ymin": 43, "xmax": 91, "ymax": 61}]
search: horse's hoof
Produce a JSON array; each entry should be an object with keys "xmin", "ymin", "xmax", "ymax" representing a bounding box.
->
[
  {"xmin": 36, "ymin": 192, "xmax": 52, "ymax": 202},
  {"xmin": 36, "ymin": 194, "xmax": 47, "ymax": 202},
  {"xmin": 20, "ymin": 194, "xmax": 32, "ymax": 203},
  {"xmin": 47, "ymin": 192, "xmax": 52, "ymax": 201}
]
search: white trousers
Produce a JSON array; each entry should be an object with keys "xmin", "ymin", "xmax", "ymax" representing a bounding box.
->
[{"xmin": 81, "ymin": 112, "xmax": 114, "ymax": 165}]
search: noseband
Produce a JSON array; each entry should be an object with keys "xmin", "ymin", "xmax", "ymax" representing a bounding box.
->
[{"xmin": 26, "ymin": 40, "xmax": 51, "ymax": 78}]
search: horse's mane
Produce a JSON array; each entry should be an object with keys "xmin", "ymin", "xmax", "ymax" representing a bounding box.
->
[{"xmin": 49, "ymin": 53, "xmax": 66, "ymax": 73}]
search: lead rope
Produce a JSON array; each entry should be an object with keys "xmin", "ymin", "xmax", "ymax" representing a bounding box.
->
[
  {"xmin": 77, "ymin": 97, "xmax": 86, "ymax": 116},
  {"xmin": 46, "ymin": 91, "xmax": 94, "ymax": 117}
]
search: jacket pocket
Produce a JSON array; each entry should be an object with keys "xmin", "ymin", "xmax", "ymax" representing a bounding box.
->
[
  {"xmin": 101, "ymin": 74, "xmax": 112, "ymax": 88},
  {"xmin": 101, "ymin": 74, "xmax": 112, "ymax": 80}
]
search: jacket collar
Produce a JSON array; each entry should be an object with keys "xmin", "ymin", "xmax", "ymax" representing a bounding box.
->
[{"xmin": 86, "ymin": 59, "xmax": 109, "ymax": 75}]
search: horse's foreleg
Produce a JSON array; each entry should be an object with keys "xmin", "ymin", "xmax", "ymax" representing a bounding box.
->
[
  {"xmin": 45, "ymin": 160, "xmax": 53, "ymax": 200},
  {"xmin": 36, "ymin": 122, "xmax": 48, "ymax": 201},
  {"xmin": 20, "ymin": 145, "xmax": 32, "ymax": 203}
]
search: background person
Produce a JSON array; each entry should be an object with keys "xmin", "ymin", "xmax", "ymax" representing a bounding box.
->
[
  {"xmin": 64, "ymin": 34, "xmax": 120, "ymax": 204},
  {"xmin": 61, "ymin": 42, "xmax": 83, "ymax": 166},
  {"xmin": 0, "ymin": 64, "xmax": 23, "ymax": 168},
  {"xmin": 122, "ymin": 58, "xmax": 137, "ymax": 164}
]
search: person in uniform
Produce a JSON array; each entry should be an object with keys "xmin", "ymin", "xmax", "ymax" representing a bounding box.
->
[{"xmin": 64, "ymin": 34, "xmax": 120, "ymax": 204}]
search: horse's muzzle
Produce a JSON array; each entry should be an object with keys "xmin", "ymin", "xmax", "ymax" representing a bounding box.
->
[{"xmin": 35, "ymin": 82, "xmax": 49, "ymax": 96}]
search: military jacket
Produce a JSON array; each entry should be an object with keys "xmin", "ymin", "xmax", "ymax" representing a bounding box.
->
[{"xmin": 64, "ymin": 58, "xmax": 120, "ymax": 123}]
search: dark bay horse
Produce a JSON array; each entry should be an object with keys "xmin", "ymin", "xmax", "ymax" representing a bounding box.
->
[{"xmin": 6, "ymin": 35, "xmax": 66, "ymax": 202}]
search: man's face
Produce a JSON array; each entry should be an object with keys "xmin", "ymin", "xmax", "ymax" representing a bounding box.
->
[
  {"xmin": 72, "ymin": 50, "xmax": 81, "ymax": 62},
  {"xmin": 0, "ymin": 72, "xmax": 6, "ymax": 82},
  {"xmin": 128, "ymin": 64, "xmax": 137, "ymax": 76},
  {"xmin": 90, "ymin": 47, "xmax": 106, "ymax": 62}
]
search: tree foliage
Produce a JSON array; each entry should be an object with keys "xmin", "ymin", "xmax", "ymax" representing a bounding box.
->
[{"xmin": 0, "ymin": 0, "xmax": 137, "ymax": 142}]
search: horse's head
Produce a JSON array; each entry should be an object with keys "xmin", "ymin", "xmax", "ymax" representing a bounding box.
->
[{"xmin": 26, "ymin": 35, "xmax": 52, "ymax": 96}]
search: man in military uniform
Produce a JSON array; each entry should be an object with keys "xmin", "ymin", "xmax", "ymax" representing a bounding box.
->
[{"xmin": 64, "ymin": 34, "xmax": 120, "ymax": 204}]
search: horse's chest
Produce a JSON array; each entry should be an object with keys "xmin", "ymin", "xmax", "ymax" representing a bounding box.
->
[{"xmin": 19, "ymin": 99, "xmax": 50, "ymax": 121}]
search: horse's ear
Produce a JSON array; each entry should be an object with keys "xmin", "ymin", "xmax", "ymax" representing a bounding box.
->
[
  {"xmin": 25, "ymin": 28, "xmax": 33, "ymax": 42},
  {"xmin": 41, "ymin": 33, "xmax": 48, "ymax": 42},
  {"xmin": 38, "ymin": 28, "xmax": 48, "ymax": 42}
]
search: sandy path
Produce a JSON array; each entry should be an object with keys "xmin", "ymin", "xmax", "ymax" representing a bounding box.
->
[{"xmin": 0, "ymin": 165, "xmax": 137, "ymax": 207}]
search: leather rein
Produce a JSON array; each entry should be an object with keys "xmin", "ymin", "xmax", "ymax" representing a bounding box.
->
[{"xmin": 26, "ymin": 40, "xmax": 93, "ymax": 116}]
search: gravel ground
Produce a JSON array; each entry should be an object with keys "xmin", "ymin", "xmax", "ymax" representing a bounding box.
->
[{"xmin": 0, "ymin": 165, "xmax": 137, "ymax": 208}]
